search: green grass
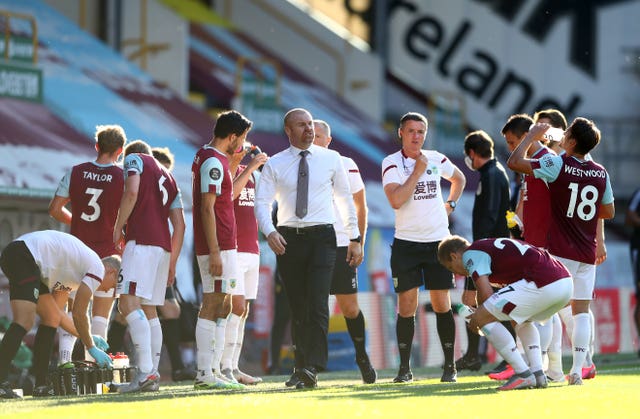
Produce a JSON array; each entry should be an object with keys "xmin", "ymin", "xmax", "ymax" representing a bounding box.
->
[{"xmin": 2, "ymin": 353, "xmax": 639, "ymax": 418}]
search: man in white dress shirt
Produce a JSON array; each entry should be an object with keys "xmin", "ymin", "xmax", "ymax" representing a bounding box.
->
[
  {"xmin": 255, "ymin": 108, "xmax": 362, "ymax": 389},
  {"xmin": 312, "ymin": 119, "xmax": 375, "ymax": 384}
]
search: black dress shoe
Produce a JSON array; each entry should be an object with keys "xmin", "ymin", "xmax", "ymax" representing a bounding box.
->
[
  {"xmin": 356, "ymin": 355, "xmax": 377, "ymax": 384},
  {"xmin": 393, "ymin": 366, "xmax": 413, "ymax": 383},
  {"xmin": 441, "ymin": 364, "xmax": 457, "ymax": 383},
  {"xmin": 455, "ymin": 354, "xmax": 482, "ymax": 371},
  {"xmin": 285, "ymin": 369, "xmax": 302, "ymax": 387},
  {"xmin": 295, "ymin": 367, "xmax": 317, "ymax": 389}
]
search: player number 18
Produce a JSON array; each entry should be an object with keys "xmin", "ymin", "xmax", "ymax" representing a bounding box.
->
[{"xmin": 566, "ymin": 182, "xmax": 598, "ymax": 221}]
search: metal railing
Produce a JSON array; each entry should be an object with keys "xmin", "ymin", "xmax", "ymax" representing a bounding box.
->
[{"xmin": 0, "ymin": 9, "xmax": 38, "ymax": 64}]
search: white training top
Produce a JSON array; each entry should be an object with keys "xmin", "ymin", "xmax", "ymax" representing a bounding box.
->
[
  {"xmin": 333, "ymin": 156, "xmax": 365, "ymax": 247},
  {"xmin": 255, "ymin": 144, "xmax": 358, "ymax": 240},
  {"xmin": 381, "ymin": 149, "xmax": 454, "ymax": 242},
  {"xmin": 18, "ymin": 230, "xmax": 104, "ymax": 294}
]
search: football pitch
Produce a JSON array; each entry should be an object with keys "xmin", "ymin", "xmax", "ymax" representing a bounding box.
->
[{"xmin": 1, "ymin": 354, "xmax": 638, "ymax": 418}]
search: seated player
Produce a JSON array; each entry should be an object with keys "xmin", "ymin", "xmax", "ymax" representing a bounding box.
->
[{"xmin": 438, "ymin": 235, "xmax": 573, "ymax": 390}]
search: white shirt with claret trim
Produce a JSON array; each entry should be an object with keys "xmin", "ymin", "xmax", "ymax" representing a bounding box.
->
[
  {"xmin": 382, "ymin": 149, "xmax": 454, "ymax": 242},
  {"xmin": 333, "ymin": 156, "xmax": 364, "ymax": 247},
  {"xmin": 255, "ymin": 144, "xmax": 358, "ymax": 239}
]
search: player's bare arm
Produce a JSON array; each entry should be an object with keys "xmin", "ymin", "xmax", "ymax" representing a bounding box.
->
[
  {"xmin": 443, "ymin": 166, "xmax": 466, "ymax": 215},
  {"xmin": 474, "ymin": 275, "xmax": 494, "ymax": 305},
  {"xmin": 71, "ymin": 283, "xmax": 97, "ymax": 350},
  {"xmin": 48, "ymin": 195, "xmax": 72, "ymax": 225},
  {"xmin": 507, "ymin": 123, "xmax": 550, "ymax": 175},
  {"xmin": 352, "ymin": 188, "xmax": 368, "ymax": 262},
  {"xmin": 168, "ymin": 207, "xmax": 186, "ymax": 285},
  {"xmin": 201, "ymin": 192, "xmax": 222, "ymax": 277},
  {"xmin": 113, "ymin": 174, "xmax": 140, "ymax": 246}
]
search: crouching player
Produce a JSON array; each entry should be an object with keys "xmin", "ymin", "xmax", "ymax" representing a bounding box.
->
[
  {"xmin": 0, "ymin": 230, "xmax": 118, "ymax": 398},
  {"xmin": 438, "ymin": 236, "xmax": 572, "ymax": 390}
]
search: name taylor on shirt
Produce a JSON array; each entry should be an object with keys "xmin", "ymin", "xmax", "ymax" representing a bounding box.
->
[{"xmin": 83, "ymin": 171, "xmax": 114, "ymax": 182}]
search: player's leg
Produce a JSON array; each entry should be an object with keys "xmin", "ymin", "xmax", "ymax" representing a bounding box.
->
[
  {"xmin": 0, "ymin": 242, "xmax": 43, "ymax": 398},
  {"xmin": 426, "ymin": 244, "xmax": 457, "ymax": 383},
  {"xmin": 194, "ymin": 252, "xmax": 241, "ymax": 390},
  {"xmin": 31, "ymin": 293, "xmax": 66, "ymax": 396},
  {"xmin": 394, "ymin": 287, "xmax": 418, "ymax": 383},
  {"xmin": 117, "ymin": 243, "xmax": 158, "ymax": 392},
  {"xmin": 229, "ymin": 252, "xmax": 262, "ymax": 385},
  {"xmin": 545, "ymin": 313, "xmax": 565, "ymax": 382},
  {"xmin": 158, "ymin": 285, "xmax": 194, "ymax": 381},
  {"xmin": 221, "ymin": 293, "xmax": 244, "ymax": 383},
  {"xmin": 332, "ymin": 245, "xmax": 375, "ymax": 384},
  {"xmin": 390, "ymin": 239, "xmax": 423, "ymax": 383},
  {"xmin": 633, "ymin": 246, "xmax": 640, "ymax": 357},
  {"xmin": 568, "ymin": 262, "xmax": 596, "ymax": 385},
  {"xmin": 54, "ymin": 292, "xmax": 76, "ymax": 365}
]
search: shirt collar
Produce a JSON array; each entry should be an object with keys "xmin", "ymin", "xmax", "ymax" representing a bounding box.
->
[{"xmin": 289, "ymin": 144, "xmax": 314, "ymax": 155}]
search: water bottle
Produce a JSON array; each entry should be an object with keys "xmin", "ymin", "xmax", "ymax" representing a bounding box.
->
[
  {"xmin": 453, "ymin": 303, "xmax": 475, "ymax": 322},
  {"xmin": 453, "ymin": 303, "xmax": 484, "ymax": 336}
]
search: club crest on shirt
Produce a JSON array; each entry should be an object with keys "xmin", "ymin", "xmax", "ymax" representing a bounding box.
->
[
  {"xmin": 209, "ymin": 167, "xmax": 221, "ymax": 181},
  {"xmin": 229, "ymin": 278, "xmax": 237, "ymax": 289},
  {"xmin": 465, "ymin": 259, "xmax": 474, "ymax": 273}
]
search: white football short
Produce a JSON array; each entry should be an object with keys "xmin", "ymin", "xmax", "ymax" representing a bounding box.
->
[
  {"xmin": 483, "ymin": 277, "xmax": 573, "ymax": 324},
  {"xmin": 197, "ymin": 249, "xmax": 238, "ymax": 294},
  {"xmin": 117, "ymin": 241, "xmax": 170, "ymax": 305},
  {"xmin": 232, "ymin": 252, "xmax": 260, "ymax": 299},
  {"xmin": 552, "ymin": 255, "xmax": 596, "ymax": 300},
  {"xmin": 94, "ymin": 287, "xmax": 116, "ymax": 299}
]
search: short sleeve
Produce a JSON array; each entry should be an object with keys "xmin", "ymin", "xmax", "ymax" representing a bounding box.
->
[
  {"xmin": 344, "ymin": 157, "xmax": 364, "ymax": 194},
  {"xmin": 532, "ymin": 154, "xmax": 562, "ymax": 183},
  {"xmin": 463, "ymin": 249, "xmax": 493, "ymax": 281},
  {"xmin": 200, "ymin": 156, "xmax": 225, "ymax": 195},
  {"xmin": 55, "ymin": 169, "xmax": 72, "ymax": 198},
  {"xmin": 124, "ymin": 154, "xmax": 144, "ymax": 178},
  {"xmin": 382, "ymin": 156, "xmax": 401, "ymax": 186}
]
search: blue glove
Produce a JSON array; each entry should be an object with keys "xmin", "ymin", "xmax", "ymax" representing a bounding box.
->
[
  {"xmin": 92, "ymin": 335, "xmax": 109, "ymax": 352},
  {"xmin": 88, "ymin": 346, "xmax": 113, "ymax": 368}
]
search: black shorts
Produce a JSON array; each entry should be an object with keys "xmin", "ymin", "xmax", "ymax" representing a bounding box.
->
[
  {"xmin": 330, "ymin": 246, "xmax": 357, "ymax": 295},
  {"xmin": 0, "ymin": 240, "xmax": 49, "ymax": 303},
  {"xmin": 632, "ymin": 246, "xmax": 640, "ymax": 298},
  {"xmin": 390, "ymin": 238, "xmax": 454, "ymax": 293},
  {"xmin": 165, "ymin": 283, "xmax": 177, "ymax": 300}
]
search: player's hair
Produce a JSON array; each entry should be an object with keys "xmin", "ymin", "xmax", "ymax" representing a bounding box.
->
[
  {"xmin": 464, "ymin": 130, "xmax": 494, "ymax": 159},
  {"xmin": 101, "ymin": 255, "xmax": 122, "ymax": 273},
  {"xmin": 213, "ymin": 110, "xmax": 253, "ymax": 139},
  {"xmin": 533, "ymin": 108, "xmax": 568, "ymax": 130},
  {"xmin": 152, "ymin": 147, "xmax": 174, "ymax": 171},
  {"xmin": 437, "ymin": 235, "xmax": 471, "ymax": 265},
  {"xmin": 399, "ymin": 112, "xmax": 428, "ymax": 129},
  {"xmin": 313, "ymin": 119, "xmax": 331, "ymax": 137},
  {"xmin": 567, "ymin": 117, "xmax": 601, "ymax": 155},
  {"xmin": 124, "ymin": 140, "xmax": 152, "ymax": 156},
  {"xmin": 396, "ymin": 112, "xmax": 428, "ymax": 145},
  {"xmin": 501, "ymin": 114, "xmax": 533, "ymax": 137},
  {"xmin": 95, "ymin": 125, "xmax": 126, "ymax": 155}
]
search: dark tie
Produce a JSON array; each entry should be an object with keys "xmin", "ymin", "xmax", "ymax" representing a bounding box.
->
[{"xmin": 295, "ymin": 150, "xmax": 309, "ymax": 218}]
